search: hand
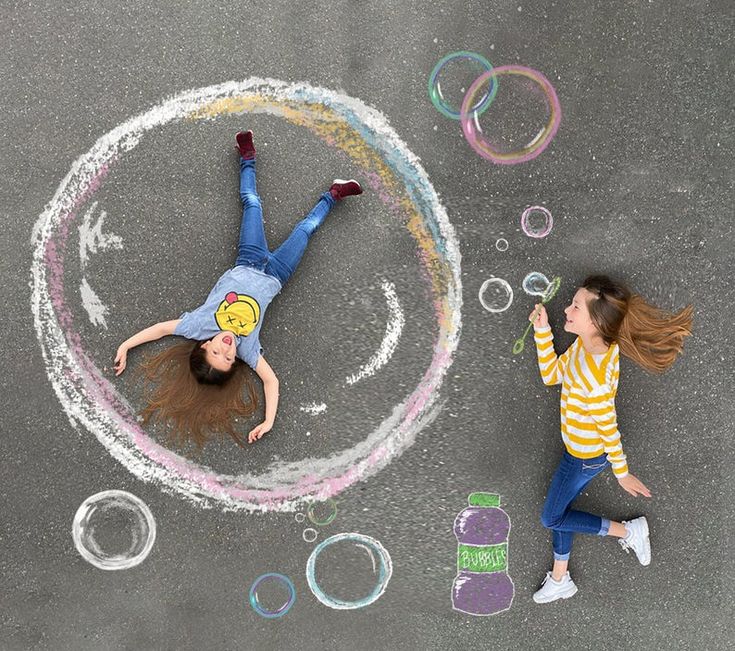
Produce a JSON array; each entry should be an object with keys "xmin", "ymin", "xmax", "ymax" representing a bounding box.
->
[
  {"xmin": 617, "ymin": 473, "xmax": 652, "ymax": 498},
  {"xmin": 248, "ymin": 422, "xmax": 272, "ymax": 444},
  {"xmin": 114, "ymin": 345, "xmax": 128, "ymax": 376},
  {"xmin": 529, "ymin": 303, "xmax": 549, "ymax": 329}
]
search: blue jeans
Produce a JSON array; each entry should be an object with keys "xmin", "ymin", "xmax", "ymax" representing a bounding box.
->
[
  {"xmin": 234, "ymin": 157, "xmax": 336, "ymax": 286},
  {"xmin": 541, "ymin": 451, "xmax": 611, "ymax": 560}
]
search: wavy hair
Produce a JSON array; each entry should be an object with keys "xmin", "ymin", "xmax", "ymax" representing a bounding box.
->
[
  {"xmin": 581, "ymin": 275, "xmax": 693, "ymax": 374},
  {"xmin": 137, "ymin": 341, "xmax": 258, "ymax": 447}
]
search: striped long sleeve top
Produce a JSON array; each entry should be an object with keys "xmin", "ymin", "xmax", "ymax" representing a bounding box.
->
[{"xmin": 533, "ymin": 325, "xmax": 628, "ymax": 478}]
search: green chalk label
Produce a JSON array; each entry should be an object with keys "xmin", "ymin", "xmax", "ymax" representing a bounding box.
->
[{"xmin": 457, "ymin": 543, "xmax": 508, "ymax": 573}]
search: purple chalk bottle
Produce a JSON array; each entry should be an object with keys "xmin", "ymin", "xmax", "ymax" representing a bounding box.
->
[{"xmin": 452, "ymin": 492, "xmax": 515, "ymax": 616}]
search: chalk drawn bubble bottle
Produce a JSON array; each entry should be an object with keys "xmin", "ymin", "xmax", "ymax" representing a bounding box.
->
[{"xmin": 452, "ymin": 492, "xmax": 514, "ymax": 616}]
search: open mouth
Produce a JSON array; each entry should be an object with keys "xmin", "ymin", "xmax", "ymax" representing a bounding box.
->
[{"xmin": 223, "ymin": 335, "xmax": 233, "ymax": 346}]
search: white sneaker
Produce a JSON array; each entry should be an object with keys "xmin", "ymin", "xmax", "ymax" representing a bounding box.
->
[
  {"xmin": 532, "ymin": 571, "xmax": 578, "ymax": 604},
  {"xmin": 619, "ymin": 516, "xmax": 651, "ymax": 566}
]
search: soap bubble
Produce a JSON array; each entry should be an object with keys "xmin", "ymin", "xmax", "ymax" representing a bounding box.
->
[
  {"xmin": 523, "ymin": 272, "xmax": 551, "ymax": 296},
  {"xmin": 72, "ymin": 490, "xmax": 156, "ymax": 570},
  {"xmin": 303, "ymin": 528, "xmax": 318, "ymax": 543},
  {"xmin": 428, "ymin": 51, "xmax": 497, "ymax": 120},
  {"xmin": 295, "ymin": 512, "xmax": 306, "ymax": 523},
  {"xmin": 521, "ymin": 206, "xmax": 553, "ymax": 238},
  {"xmin": 479, "ymin": 277, "xmax": 514, "ymax": 313},
  {"xmin": 495, "ymin": 238, "xmax": 509, "ymax": 252},
  {"xmin": 307, "ymin": 498, "xmax": 338, "ymax": 526},
  {"xmin": 249, "ymin": 573, "xmax": 296, "ymax": 619},
  {"xmin": 461, "ymin": 65, "xmax": 561, "ymax": 164},
  {"xmin": 306, "ymin": 533, "xmax": 393, "ymax": 610}
]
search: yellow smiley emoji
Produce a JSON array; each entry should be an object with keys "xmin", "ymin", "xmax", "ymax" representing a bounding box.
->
[{"xmin": 214, "ymin": 291, "xmax": 261, "ymax": 336}]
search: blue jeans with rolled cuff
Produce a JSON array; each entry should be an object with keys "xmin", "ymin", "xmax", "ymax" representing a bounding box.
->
[
  {"xmin": 541, "ymin": 451, "xmax": 611, "ymax": 561},
  {"xmin": 234, "ymin": 157, "xmax": 336, "ymax": 286}
]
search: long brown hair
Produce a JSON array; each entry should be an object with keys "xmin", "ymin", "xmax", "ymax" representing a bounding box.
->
[
  {"xmin": 581, "ymin": 275, "xmax": 693, "ymax": 374},
  {"xmin": 137, "ymin": 341, "xmax": 258, "ymax": 447}
]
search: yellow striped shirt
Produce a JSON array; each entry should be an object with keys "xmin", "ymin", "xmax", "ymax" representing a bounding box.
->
[{"xmin": 533, "ymin": 325, "xmax": 628, "ymax": 478}]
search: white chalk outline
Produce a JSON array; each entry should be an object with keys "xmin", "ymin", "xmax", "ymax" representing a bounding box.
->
[{"xmin": 346, "ymin": 280, "xmax": 405, "ymax": 386}]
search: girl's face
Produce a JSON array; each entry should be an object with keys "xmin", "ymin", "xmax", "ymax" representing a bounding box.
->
[
  {"xmin": 201, "ymin": 331, "xmax": 236, "ymax": 371},
  {"xmin": 563, "ymin": 288, "xmax": 601, "ymax": 340}
]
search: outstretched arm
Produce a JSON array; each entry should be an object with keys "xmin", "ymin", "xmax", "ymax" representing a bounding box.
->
[
  {"xmin": 114, "ymin": 319, "xmax": 181, "ymax": 376},
  {"xmin": 248, "ymin": 355, "xmax": 279, "ymax": 443},
  {"xmin": 530, "ymin": 304, "xmax": 568, "ymax": 386}
]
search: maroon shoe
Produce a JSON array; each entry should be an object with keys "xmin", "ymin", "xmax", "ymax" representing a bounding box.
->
[
  {"xmin": 329, "ymin": 179, "xmax": 363, "ymax": 200},
  {"xmin": 236, "ymin": 130, "xmax": 256, "ymax": 160}
]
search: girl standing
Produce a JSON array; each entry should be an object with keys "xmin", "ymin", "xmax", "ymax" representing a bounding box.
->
[
  {"xmin": 114, "ymin": 131, "xmax": 362, "ymax": 447},
  {"xmin": 531, "ymin": 275, "xmax": 692, "ymax": 603}
]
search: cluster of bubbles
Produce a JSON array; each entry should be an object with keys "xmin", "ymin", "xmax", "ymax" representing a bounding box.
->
[
  {"xmin": 249, "ymin": 499, "xmax": 393, "ymax": 618},
  {"xmin": 429, "ymin": 52, "xmax": 562, "ymax": 165},
  {"xmin": 72, "ymin": 491, "xmax": 393, "ymax": 619}
]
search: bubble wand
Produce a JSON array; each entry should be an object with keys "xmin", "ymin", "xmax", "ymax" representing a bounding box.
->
[{"xmin": 512, "ymin": 276, "xmax": 561, "ymax": 354}]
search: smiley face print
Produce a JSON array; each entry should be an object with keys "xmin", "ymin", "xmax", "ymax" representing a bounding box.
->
[{"xmin": 214, "ymin": 291, "xmax": 261, "ymax": 336}]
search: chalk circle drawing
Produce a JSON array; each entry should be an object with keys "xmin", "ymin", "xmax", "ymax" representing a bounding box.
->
[
  {"xmin": 428, "ymin": 51, "xmax": 498, "ymax": 120},
  {"xmin": 521, "ymin": 206, "xmax": 553, "ymax": 239},
  {"xmin": 72, "ymin": 490, "xmax": 156, "ymax": 570},
  {"xmin": 452, "ymin": 492, "xmax": 514, "ymax": 616},
  {"xmin": 478, "ymin": 277, "xmax": 514, "ymax": 313},
  {"xmin": 303, "ymin": 528, "xmax": 318, "ymax": 543},
  {"xmin": 306, "ymin": 498, "xmax": 338, "ymax": 526},
  {"xmin": 306, "ymin": 533, "xmax": 392, "ymax": 610},
  {"xmin": 460, "ymin": 65, "xmax": 562, "ymax": 165},
  {"xmin": 512, "ymin": 276, "xmax": 561, "ymax": 355},
  {"xmin": 295, "ymin": 512, "xmax": 306, "ymax": 523},
  {"xmin": 495, "ymin": 238, "xmax": 509, "ymax": 252},
  {"xmin": 522, "ymin": 271, "xmax": 551, "ymax": 297},
  {"xmin": 30, "ymin": 78, "xmax": 461, "ymax": 512},
  {"xmin": 249, "ymin": 573, "xmax": 296, "ymax": 619},
  {"xmin": 346, "ymin": 280, "xmax": 405, "ymax": 386}
]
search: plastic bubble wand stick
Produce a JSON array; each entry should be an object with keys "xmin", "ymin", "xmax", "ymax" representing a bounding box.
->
[{"xmin": 512, "ymin": 276, "xmax": 561, "ymax": 355}]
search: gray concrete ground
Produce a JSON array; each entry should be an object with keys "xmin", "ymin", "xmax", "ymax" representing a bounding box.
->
[{"xmin": 1, "ymin": 1, "xmax": 733, "ymax": 649}]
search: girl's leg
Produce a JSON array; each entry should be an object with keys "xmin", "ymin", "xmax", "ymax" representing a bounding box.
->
[
  {"xmin": 540, "ymin": 453, "xmax": 609, "ymax": 571},
  {"xmin": 235, "ymin": 157, "xmax": 270, "ymax": 268},
  {"xmin": 607, "ymin": 521, "xmax": 627, "ymax": 537},
  {"xmin": 264, "ymin": 191, "xmax": 336, "ymax": 285}
]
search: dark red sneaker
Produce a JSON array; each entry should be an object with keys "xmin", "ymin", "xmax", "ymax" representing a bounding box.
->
[
  {"xmin": 236, "ymin": 130, "xmax": 256, "ymax": 160},
  {"xmin": 329, "ymin": 179, "xmax": 363, "ymax": 200}
]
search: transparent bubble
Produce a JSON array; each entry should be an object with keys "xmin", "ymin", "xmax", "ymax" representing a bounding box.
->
[
  {"xmin": 72, "ymin": 490, "xmax": 156, "ymax": 570},
  {"xmin": 478, "ymin": 277, "xmax": 514, "ymax": 313},
  {"xmin": 307, "ymin": 498, "xmax": 338, "ymax": 526},
  {"xmin": 303, "ymin": 528, "xmax": 318, "ymax": 543},
  {"xmin": 294, "ymin": 512, "xmax": 306, "ymax": 523},
  {"xmin": 249, "ymin": 573, "xmax": 296, "ymax": 619},
  {"xmin": 461, "ymin": 65, "xmax": 561, "ymax": 165},
  {"xmin": 306, "ymin": 533, "xmax": 393, "ymax": 610},
  {"xmin": 495, "ymin": 238, "xmax": 509, "ymax": 252},
  {"xmin": 521, "ymin": 206, "xmax": 553, "ymax": 238},
  {"xmin": 523, "ymin": 272, "xmax": 551, "ymax": 296},
  {"xmin": 428, "ymin": 51, "xmax": 497, "ymax": 120}
]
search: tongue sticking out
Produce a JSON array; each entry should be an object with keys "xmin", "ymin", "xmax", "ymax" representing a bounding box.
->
[{"xmin": 223, "ymin": 335, "xmax": 233, "ymax": 346}]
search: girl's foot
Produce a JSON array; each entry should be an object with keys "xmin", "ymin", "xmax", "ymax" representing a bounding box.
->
[
  {"xmin": 532, "ymin": 571, "xmax": 578, "ymax": 604},
  {"xmin": 329, "ymin": 179, "xmax": 363, "ymax": 200},
  {"xmin": 236, "ymin": 130, "xmax": 256, "ymax": 160},
  {"xmin": 619, "ymin": 516, "xmax": 651, "ymax": 565}
]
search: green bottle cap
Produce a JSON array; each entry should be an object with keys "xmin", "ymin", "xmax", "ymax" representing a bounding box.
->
[{"xmin": 468, "ymin": 492, "xmax": 500, "ymax": 507}]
